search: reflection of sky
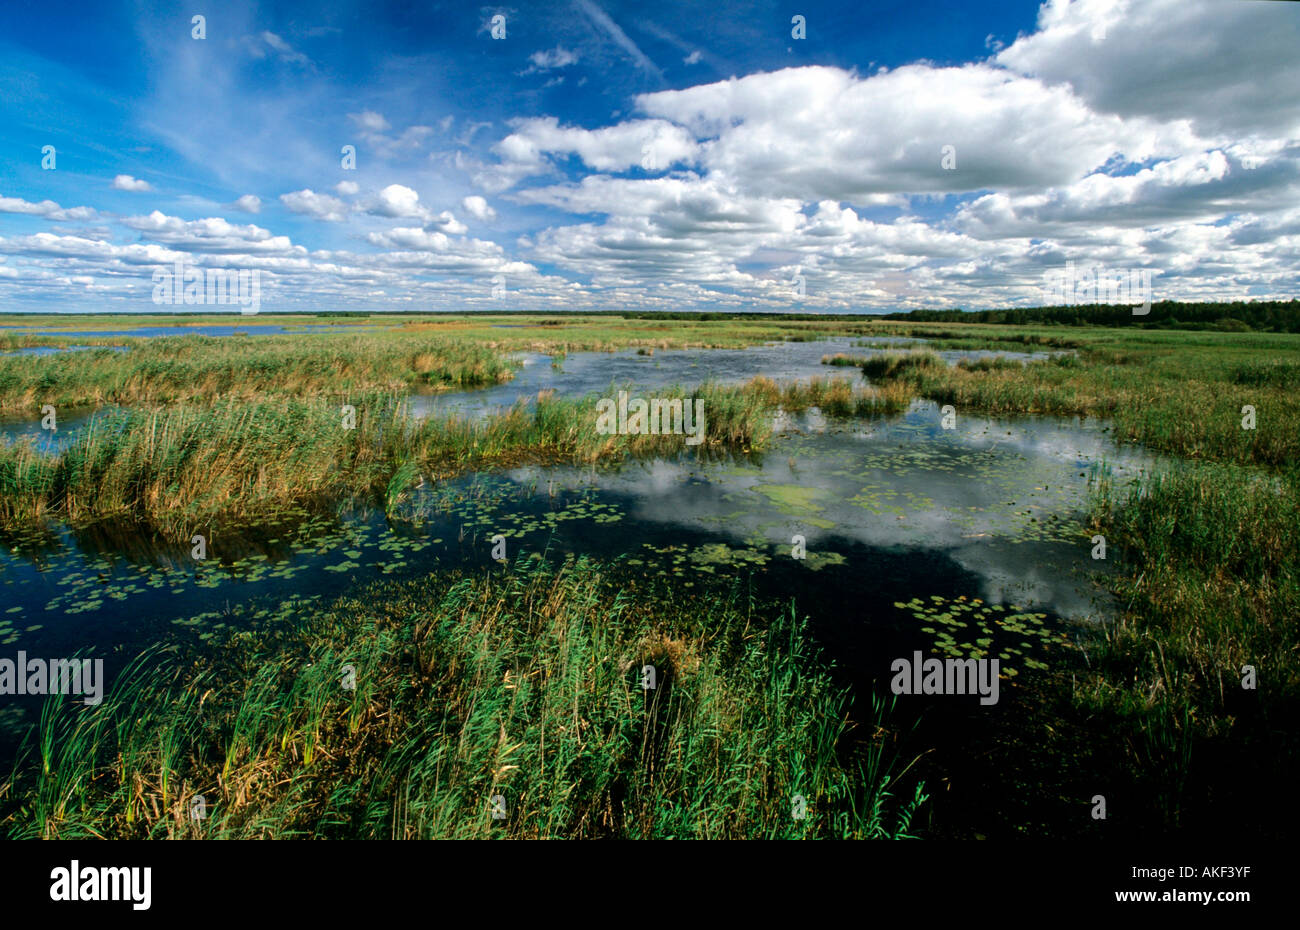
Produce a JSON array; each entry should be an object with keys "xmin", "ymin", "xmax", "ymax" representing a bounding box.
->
[
  {"xmin": 0, "ymin": 340, "xmax": 1134, "ymax": 624},
  {"xmin": 507, "ymin": 401, "xmax": 1155, "ymax": 621},
  {"xmin": 405, "ymin": 339, "xmax": 1064, "ymax": 420},
  {"xmin": 0, "ymin": 386, "xmax": 1155, "ymax": 694},
  {"xmin": 0, "ymin": 406, "xmax": 114, "ymax": 454},
  {"xmin": 2, "ymin": 337, "xmax": 1065, "ymax": 447}
]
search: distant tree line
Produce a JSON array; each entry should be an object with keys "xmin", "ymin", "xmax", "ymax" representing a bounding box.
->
[
  {"xmin": 877, "ymin": 299, "xmax": 1300, "ymax": 332},
  {"xmin": 326, "ymin": 300, "xmax": 1299, "ymax": 329}
]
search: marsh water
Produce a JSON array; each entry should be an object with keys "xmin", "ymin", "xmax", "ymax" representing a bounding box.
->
[{"xmin": 0, "ymin": 335, "xmax": 1149, "ymax": 751}]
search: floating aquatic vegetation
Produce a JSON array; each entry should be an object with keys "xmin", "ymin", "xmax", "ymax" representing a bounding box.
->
[
  {"xmin": 802, "ymin": 551, "xmax": 847, "ymax": 571},
  {"xmin": 687, "ymin": 542, "xmax": 772, "ymax": 572},
  {"xmin": 893, "ymin": 594, "xmax": 1068, "ymax": 677}
]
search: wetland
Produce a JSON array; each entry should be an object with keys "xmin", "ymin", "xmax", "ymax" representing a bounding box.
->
[{"xmin": 0, "ymin": 312, "xmax": 1295, "ymax": 839}]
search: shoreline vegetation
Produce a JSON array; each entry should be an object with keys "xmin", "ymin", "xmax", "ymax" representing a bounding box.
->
[
  {"xmin": 822, "ymin": 331, "xmax": 1299, "ymax": 836},
  {"xmin": 0, "ymin": 377, "xmax": 913, "ymax": 532},
  {"xmin": 1, "ymin": 558, "xmax": 928, "ymax": 839},
  {"xmin": 0, "ymin": 335, "xmax": 515, "ymax": 413},
  {"xmin": 1, "ymin": 308, "xmax": 1297, "ymax": 838}
]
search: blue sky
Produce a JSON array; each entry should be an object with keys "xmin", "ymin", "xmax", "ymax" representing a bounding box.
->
[{"xmin": 1, "ymin": 0, "xmax": 1297, "ymax": 313}]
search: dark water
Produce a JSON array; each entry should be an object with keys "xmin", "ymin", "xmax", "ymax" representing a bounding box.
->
[{"xmin": 0, "ymin": 385, "xmax": 1152, "ymax": 749}]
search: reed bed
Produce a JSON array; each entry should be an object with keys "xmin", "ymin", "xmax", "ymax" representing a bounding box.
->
[
  {"xmin": 0, "ymin": 315, "xmax": 884, "ymax": 413},
  {"xmin": 857, "ymin": 350, "xmax": 945, "ymax": 381},
  {"xmin": 1076, "ymin": 462, "xmax": 1300, "ymax": 828},
  {"xmin": 0, "ymin": 334, "xmax": 514, "ymax": 412},
  {"xmin": 821, "ymin": 353, "xmax": 869, "ymax": 367},
  {"xmin": 0, "ymin": 383, "xmax": 781, "ymax": 532},
  {"xmin": 748, "ymin": 375, "xmax": 916, "ymax": 417},
  {"xmin": 858, "ymin": 338, "xmax": 1300, "ymax": 468},
  {"xmin": 0, "ymin": 558, "xmax": 928, "ymax": 839},
  {"xmin": 0, "ymin": 373, "xmax": 924, "ymax": 532}
]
